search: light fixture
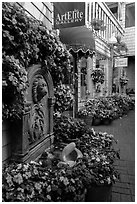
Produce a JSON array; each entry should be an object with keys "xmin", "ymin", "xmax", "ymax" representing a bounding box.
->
[{"xmin": 108, "ymin": 32, "xmax": 117, "ymax": 45}]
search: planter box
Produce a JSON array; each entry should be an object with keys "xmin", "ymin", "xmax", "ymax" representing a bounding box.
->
[
  {"xmin": 66, "ymin": 188, "xmax": 87, "ymax": 202},
  {"xmin": 85, "ymin": 184, "xmax": 112, "ymax": 202},
  {"xmin": 78, "ymin": 116, "xmax": 93, "ymax": 126},
  {"xmin": 92, "ymin": 118, "xmax": 101, "ymax": 126},
  {"xmin": 84, "ymin": 116, "xmax": 93, "ymax": 126},
  {"xmin": 102, "ymin": 118, "xmax": 112, "ymax": 125}
]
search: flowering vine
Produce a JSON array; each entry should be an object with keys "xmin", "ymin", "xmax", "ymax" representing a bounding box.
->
[{"xmin": 2, "ymin": 2, "xmax": 71, "ymax": 121}]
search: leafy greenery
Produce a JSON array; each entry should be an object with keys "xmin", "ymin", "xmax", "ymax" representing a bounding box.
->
[
  {"xmin": 2, "ymin": 160, "xmax": 87, "ymax": 202},
  {"xmin": 3, "ymin": 116, "xmax": 120, "ymax": 202},
  {"xmin": 53, "ymin": 114, "xmax": 87, "ymax": 144},
  {"xmin": 53, "ymin": 114, "xmax": 120, "ymax": 185},
  {"xmin": 2, "ymin": 2, "xmax": 71, "ymax": 121},
  {"xmin": 91, "ymin": 68, "xmax": 105, "ymax": 84},
  {"xmin": 54, "ymin": 84, "xmax": 73, "ymax": 113},
  {"xmin": 78, "ymin": 94, "xmax": 135, "ymax": 122}
]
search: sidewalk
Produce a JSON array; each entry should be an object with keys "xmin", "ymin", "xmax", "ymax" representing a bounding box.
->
[{"xmin": 92, "ymin": 110, "xmax": 135, "ymax": 202}]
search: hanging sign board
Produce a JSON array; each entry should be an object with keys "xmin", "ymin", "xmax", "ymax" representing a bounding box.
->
[
  {"xmin": 53, "ymin": 2, "xmax": 85, "ymax": 29},
  {"xmin": 114, "ymin": 57, "xmax": 128, "ymax": 67}
]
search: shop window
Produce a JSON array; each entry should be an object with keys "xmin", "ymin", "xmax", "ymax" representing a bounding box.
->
[{"xmin": 125, "ymin": 3, "xmax": 135, "ymax": 28}]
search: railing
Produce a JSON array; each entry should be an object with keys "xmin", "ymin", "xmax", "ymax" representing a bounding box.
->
[{"xmin": 85, "ymin": 2, "xmax": 125, "ymax": 43}]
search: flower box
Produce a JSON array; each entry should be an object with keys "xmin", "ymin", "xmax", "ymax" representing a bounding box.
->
[
  {"xmin": 92, "ymin": 118, "xmax": 101, "ymax": 126},
  {"xmin": 85, "ymin": 184, "xmax": 112, "ymax": 202},
  {"xmin": 84, "ymin": 116, "xmax": 93, "ymax": 126},
  {"xmin": 67, "ymin": 188, "xmax": 87, "ymax": 202},
  {"xmin": 102, "ymin": 118, "xmax": 112, "ymax": 125}
]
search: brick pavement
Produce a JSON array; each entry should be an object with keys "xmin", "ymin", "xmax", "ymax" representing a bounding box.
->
[
  {"xmin": 92, "ymin": 110, "xmax": 135, "ymax": 202},
  {"xmin": 111, "ymin": 159, "xmax": 135, "ymax": 202}
]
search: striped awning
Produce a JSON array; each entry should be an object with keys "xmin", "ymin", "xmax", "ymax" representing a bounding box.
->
[{"xmin": 59, "ymin": 26, "xmax": 95, "ymax": 54}]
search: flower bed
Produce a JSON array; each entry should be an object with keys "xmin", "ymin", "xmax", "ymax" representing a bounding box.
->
[
  {"xmin": 78, "ymin": 94, "xmax": 135, "ymax": 125},
  {"xmin": 3, "ymin": 115, "xmax": 120, "ymax": 202},
  {"xmin": 2, "ymin": 161, "xmax": 87, "ymax": 202}
]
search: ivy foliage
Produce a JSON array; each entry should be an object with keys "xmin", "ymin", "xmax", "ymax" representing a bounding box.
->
[{"xmin": 2, "ymin": 2, "xmax": 71, "ymax": 120}]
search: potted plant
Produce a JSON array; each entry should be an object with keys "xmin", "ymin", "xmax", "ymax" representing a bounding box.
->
[
  {"xmin": 92, "ymin": 111, "xmax": 102, "ymax": 125},
  {"xmin": 76, "ymin": 129, "xmax": 120, "ymax": 202},
  {"xmin": 77, "ymin": 106, "xmax": 95, "ymax": 126},
  {"xmin": 91, "ymin": 19, "xmax": 106, "ymax": 31},
  {"xmin": 100, "ymin": 109, "xmax": 113, "ymax": 125}
]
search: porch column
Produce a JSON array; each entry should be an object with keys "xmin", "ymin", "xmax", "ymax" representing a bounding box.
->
[
  {"xmin": 87, "ymin": 55, "xmax": 95, "ymax": 99},
  {"xmin": 88, "ymin": 55, "xmax": 96, "ymax": 98}
]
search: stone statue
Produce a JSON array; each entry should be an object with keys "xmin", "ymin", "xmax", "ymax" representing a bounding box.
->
[
  {"xmin": 32, "ymin": 75, "xmax": 48, "ymax": 104},
  {"xmin": 28, "ymin": 75, "xmax": 48, "ymax": 143}
]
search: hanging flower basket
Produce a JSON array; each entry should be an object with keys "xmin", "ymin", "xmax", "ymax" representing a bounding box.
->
[
  {"xmin": 91, "ymin": 19, "xmax": 106, "ymax": 31},
  {"xmin": 91, "ymin": 68, "xmax": 105, "ymax": 84},
  {"xmin": 120, "ymin": 77, "xmax": 129, "ymax": 87}
]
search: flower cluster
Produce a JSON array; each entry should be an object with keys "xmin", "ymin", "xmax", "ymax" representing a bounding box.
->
[
  {"xmin": 2, "ymin": 160, "xmax": 88, "ymax": 202},
  {"xmin": 3, "ymin": 108, "xmax": 121, "ymax": 202},
  {"xmin": 77, "ymin": 131, "xmax": 120, "ymax": 185},
  {"xmin": 91, "ymin": 68, "xmax": 105, "ymax": 84},
  {"xmin": 78, "ymin": 94, "xmax": 135, "ymax": 122},
  {"xmin": 2, "ymin": 2, "xmax": 71, "ymax": 121},
  {"xmin": 53, "ymin": 114, "xmax": 87, "ymax": 145},
  {"xmin": 111, "ymin": 94, "xmax": 135, "ymax": 118},
  {"xmin": 54, "ymin": 84, "xmax": 73, "ymax": 113},
  {"xmin": 91, "ymin": 19, "xmax": 106, "ymax": 31},
  {"xmin": 3, "ymin": 121, "xmax": 120, "ymax": 202},
  {"xmin": 54, "ymin": 118, "xmax": 120, "ymax": 186},
  {"xmin": 2, "ymin": 55, "xmax": 28, "ymax": 121}
]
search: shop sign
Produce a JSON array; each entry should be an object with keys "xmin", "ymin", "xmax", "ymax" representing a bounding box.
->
[
  {"xmin": 114, "ymin": 57, "xmax": 128, "ymax": 67},
  {"xmin": 54, "ymin": 2, "xmax": 85, "ymax": 29}
]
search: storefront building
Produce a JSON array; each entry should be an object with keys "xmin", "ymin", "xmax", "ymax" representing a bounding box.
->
[
  {"xmin": 107, "ymin": 2, "xmax": 135, "ymax": 94},
  {"xmin": 53, "ymin": 2, "xmax": 125, "ymax": 114}
]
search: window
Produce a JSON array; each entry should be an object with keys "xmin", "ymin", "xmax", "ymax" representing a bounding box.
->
[{"xmin": 125, "ymin": 3, "xmax": 135, "ymax": 28}]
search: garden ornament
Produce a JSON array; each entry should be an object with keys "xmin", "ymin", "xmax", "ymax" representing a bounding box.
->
[
  {"xmin": 32, "ymin": 75, "xmax": 48, "ymax": 104},
  {"xmin": 58, "ymin": 142, "xmax": 83, "ymax": 167}
]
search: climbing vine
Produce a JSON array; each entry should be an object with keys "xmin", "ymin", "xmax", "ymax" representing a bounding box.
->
[{"xmin": 2, "ymin": 2, "xmax": 71, "ymax": 121}]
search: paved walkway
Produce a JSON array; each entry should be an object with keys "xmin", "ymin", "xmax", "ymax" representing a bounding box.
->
[{"xmin": 92, "ymin": 110, "xmax": 135, "ymax": 202}]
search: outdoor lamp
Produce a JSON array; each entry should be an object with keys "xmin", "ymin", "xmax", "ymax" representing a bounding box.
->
[{"xmin": 108, "ymin": 32, "xmax": 117, "ymax": 45}]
